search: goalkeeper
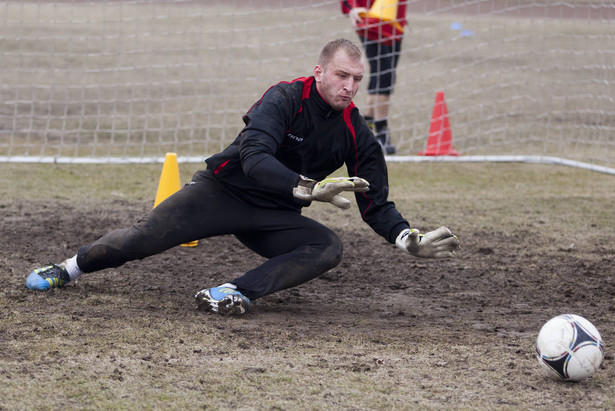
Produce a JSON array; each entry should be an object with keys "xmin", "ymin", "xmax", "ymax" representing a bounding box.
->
[{"xmin": 25, "ymin": 38, "xmax": 460, "ymax": 315}]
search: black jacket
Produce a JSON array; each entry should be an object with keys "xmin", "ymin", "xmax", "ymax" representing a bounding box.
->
[{"xmin": 205, "ymin": 76, "xmax": 409, "ymax": 243}]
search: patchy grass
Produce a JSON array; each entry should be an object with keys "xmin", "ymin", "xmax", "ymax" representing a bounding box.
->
[{"xmin": 1, "ymin": 162, "xmax": 614, "ymax": 409}]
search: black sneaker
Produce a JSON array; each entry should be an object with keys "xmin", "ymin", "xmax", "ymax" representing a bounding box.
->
[
  {"xmin": 376, "ymin": 130, "xmax": 396, "ymax": 155},
  {"xmin": 195, "ymin": 284, "xmax": 250, "ymax": 315}
]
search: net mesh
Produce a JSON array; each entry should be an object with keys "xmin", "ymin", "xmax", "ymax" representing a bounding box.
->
[{"xmin": 1, "ymin": 0, "xmax": 614, "ymax": 168}]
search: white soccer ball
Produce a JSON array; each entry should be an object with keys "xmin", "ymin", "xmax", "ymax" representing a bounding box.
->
[{"xmin": 536, "ymin": 314, "xmax": 604, "ymax": 381}]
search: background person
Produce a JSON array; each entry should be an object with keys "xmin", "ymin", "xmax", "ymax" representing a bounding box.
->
[{"xmin": 341, "ymin": 0, "xmax": 408, "ymax": 154}]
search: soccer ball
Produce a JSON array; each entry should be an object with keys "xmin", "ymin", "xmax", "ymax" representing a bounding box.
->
[{"xmin": 536, "ymin": 314, "xmax": 604, "ymax": 381}]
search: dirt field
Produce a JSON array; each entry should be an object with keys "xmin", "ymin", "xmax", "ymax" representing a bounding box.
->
[
  {"xmin": 1, "ymin": 162, "xmax": 613, "ymax": 409},
  {"xmin": 0, "ymin": 0, "xmax": 615, "ymax": 410}
]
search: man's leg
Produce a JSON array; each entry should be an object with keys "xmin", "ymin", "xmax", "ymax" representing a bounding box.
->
[
  {"xmin": 76, "ymin": 171, "xmax": 233, "ymax": 272},
  {"xmin": 27, "ymin": 170, "xmax": 250, "ymax": 290},
  {"xmin": 230, "ymin": 211, "xmax": 343, "ymax": 300},
  {"xmin": 362, "ymin": 38, "xmax": 399, "ymax": 154}
]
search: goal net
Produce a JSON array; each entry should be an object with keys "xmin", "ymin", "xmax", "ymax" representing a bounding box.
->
[{"xmin": 1, "ymin": 0, "xmax": 614, "ymax": 172}]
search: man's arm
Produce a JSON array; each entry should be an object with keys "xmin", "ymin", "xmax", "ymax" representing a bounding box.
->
[
  {"xmin": 238, "ymin": 83, "xmax": 303, "ymax": 194},
  {"xmin": 347, "ymin": 114, "xmax": 409, "ymax": 242},
  {"xmin": 347, "ymin": 111, "xmax": 460, "ymax": 257}
]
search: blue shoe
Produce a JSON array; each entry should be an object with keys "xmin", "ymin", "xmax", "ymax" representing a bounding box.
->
[
  {"xmin": 26, "ymin": 264, "xmax": 70, "ymax": 291},
  {"xmin": 195, "ymin": 283, "xmax": 250, "ymax": 315}
]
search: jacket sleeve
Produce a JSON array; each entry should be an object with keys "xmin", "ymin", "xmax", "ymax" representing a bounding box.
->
[
  {"xmin": 341, "ymin": 1, "xmax": 351, "ymax": 14},
  {"xmin": 238, "ymin": 83, "xmax": 302, "ymax": 194},
  {"xmin": 341, "ymin": 0, "xmax": 366, "ymax": 14},
  {"xmin": 347, "ymin": 114, "xmax": 410, "ymax": 243}
]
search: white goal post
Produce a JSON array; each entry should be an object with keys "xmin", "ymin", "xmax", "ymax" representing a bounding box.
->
[{"xmin": 1, "ymin": 0, "xmax": 614, "ymax": 174}]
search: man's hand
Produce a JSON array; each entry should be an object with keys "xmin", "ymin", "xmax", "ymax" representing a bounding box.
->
[
  {"xmin": 348, "ymin": 7, "xmax": 367, "ymax": 28},
  {"xmin": 396, "ymin": 226, "xmax": 460, "ymax": 258},
  {"xmin": 292, "ymin": 176, "xmax": 369, "ymax": 209}
]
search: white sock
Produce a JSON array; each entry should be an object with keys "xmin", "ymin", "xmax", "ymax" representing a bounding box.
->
[
  {"xmin": 63, "ymin": 255, "xmax": 84, "ymax": 282},
  {"xmin": 219, "ymin": 283, "xmax": 236, "ymax": 289}
]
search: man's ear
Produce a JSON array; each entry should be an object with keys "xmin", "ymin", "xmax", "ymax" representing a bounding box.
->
[{"xmin": 313, "ymin": 64, "xmax": 323, "ymax": 82}]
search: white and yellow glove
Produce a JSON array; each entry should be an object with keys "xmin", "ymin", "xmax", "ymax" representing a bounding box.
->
[
  {"xmin": 292, "ymin": 176, "xmax": 369, "ymax": 209},
  {"xmin": 396, "ymin": 226, "xmax": 460, "ymax": 258}
]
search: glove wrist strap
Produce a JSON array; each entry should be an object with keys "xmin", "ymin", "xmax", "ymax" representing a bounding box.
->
[
  {"xmin": 292, "ymin": 175, "xmax": 317, "ymax": 200},
  {"xmin": 395, "ymin": 228, "xmax": 411, "ymax": 252}
]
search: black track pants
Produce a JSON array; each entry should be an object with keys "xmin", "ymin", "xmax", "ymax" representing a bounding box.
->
[{"xmin": 76, "ymin": 170, "xmax": 343, "ymax": 300}]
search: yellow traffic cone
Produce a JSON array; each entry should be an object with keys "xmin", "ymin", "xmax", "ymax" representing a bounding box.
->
[
  {"xmin": 361, "ymin": 0, "xmax": 403, "ymax": 32},
  {"xmin": 154, "ymin": 152, "xmax": 198, "ymax": 247}
]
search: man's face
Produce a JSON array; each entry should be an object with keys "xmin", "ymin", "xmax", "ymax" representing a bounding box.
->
[{"xmin": 314, "ymin": 50, "xmax": 364, "ymax": 111}]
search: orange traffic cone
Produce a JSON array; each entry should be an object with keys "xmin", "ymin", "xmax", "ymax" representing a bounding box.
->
[
  {"xmin": 154, "ymin": 152, "xmax": 198, "ymax": 247},
  {"xmin": 418, "ymin": 91, "xmax": 459, "ymax": 156}
]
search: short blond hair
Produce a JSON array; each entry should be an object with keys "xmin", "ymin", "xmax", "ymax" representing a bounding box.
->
[{"xmin": 318, "ymin": 38, "xmax": 363, "ymax": 69}]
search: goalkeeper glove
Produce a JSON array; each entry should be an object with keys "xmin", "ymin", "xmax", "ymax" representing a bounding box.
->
[
  {"xmin": 292, "ymin": 176, "xmax": 369, "ymax": 209},
  {"xmin": 396, "ymin": 226, "xmax": 460, "ymax": 258}
]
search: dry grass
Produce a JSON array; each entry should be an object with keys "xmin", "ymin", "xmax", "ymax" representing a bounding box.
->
[
  {"xmin": 1, "ymin": 1, "xmax": 614, "ymax": 408},
  {"xmin": 1, "ymin": 162, "xmax": 615, "ymax": 409}
]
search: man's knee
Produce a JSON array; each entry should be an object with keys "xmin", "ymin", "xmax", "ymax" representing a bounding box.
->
[{"xmin": 318, "ymin": 230, "xmax": 343, "ymax": 270}]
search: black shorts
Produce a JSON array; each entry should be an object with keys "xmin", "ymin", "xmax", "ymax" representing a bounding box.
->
[{"xmin": 360, "ymin": 37, "xmax": 403, "ymax": 95}]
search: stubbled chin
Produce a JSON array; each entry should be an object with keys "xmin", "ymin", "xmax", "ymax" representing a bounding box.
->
[{"xmin": 335, "ymin": 98, "xmax": 351, "ymax": 110}]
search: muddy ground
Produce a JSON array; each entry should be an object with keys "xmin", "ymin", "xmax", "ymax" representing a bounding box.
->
[{"xmin": 2, "ymin": 183, "xmax": 614, "ymax": 408}]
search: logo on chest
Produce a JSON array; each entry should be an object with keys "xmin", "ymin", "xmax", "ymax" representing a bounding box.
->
[{"xmin": 286, "ymin": 132, "xmax": 304, "ymax": 143}]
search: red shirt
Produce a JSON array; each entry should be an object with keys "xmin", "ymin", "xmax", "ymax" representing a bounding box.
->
[{"xmin": 341, "ymin": 0, "xmax": 407, "ymax": 45}]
